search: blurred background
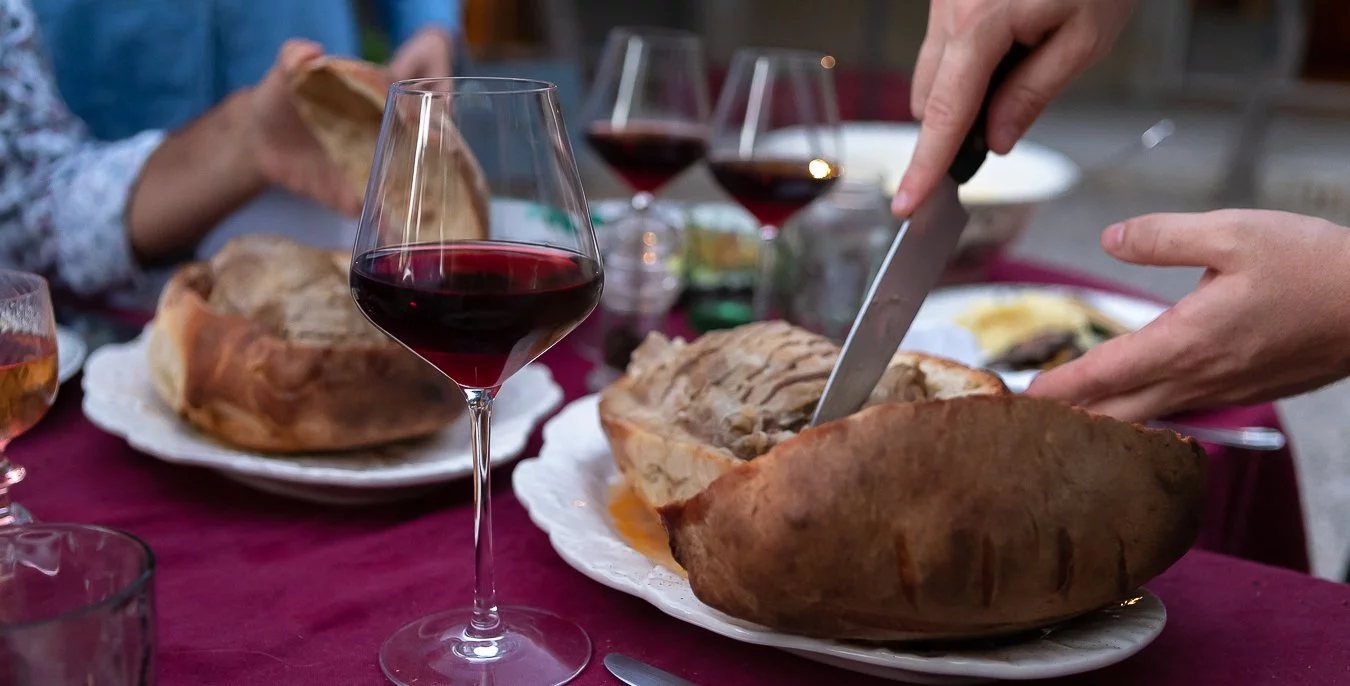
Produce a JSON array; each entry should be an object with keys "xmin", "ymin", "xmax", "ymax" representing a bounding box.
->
[{"xmin": 380, "ymin": 0, "xmax": 1350, "ymax": 577}]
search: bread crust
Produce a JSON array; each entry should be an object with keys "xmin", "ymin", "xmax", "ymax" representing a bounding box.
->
[
  {"xmin": 148, "ymin": 236, "xmax": 464, "ymax": 453},
  {"xmin": 597, "ymin": 322, "xmax": 1206, "ymax": 641}
]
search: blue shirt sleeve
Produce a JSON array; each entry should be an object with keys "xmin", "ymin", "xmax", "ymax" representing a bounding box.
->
[
  {"xmin": 376, "ymin": 0, "xmax": 463, "ymax": 47},
  {"xmin": 0, "ymin": 0, "xmax": 162, "ymax": 296}
]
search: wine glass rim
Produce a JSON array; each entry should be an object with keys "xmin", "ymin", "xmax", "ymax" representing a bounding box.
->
[
  {"xmin": 732, "ymin": 47, "xmax": 833, "ymax": 62},
  {"xmin": 391, "ymin": 77, "xmax": 558, "ymax": 96},
  {"xmin": 0, "ymin": 523, "xmax": 156, "ymax": 632},
  {"xmin": 0, "ymin": 269, "xmax": 49, "ymax": 302},
  {"xmin": 608, "ymin": 25, "xmax": 702, "ymax": 42}
]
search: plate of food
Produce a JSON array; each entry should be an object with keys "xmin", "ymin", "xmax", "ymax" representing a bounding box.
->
[
  {"xmin": 516, "ymin": 321, "xmax": 1203, "ymax": 683},
  {"xmin": 81, "ymin": 235, "xmax": 564, "ymax": 506},
  {"xmin": 913, "ymin": 284, "xmax": 1168, "ymax": 392}
]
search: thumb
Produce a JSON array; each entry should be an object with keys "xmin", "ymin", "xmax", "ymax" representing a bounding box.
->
[
  {"xmin": 1102, "ymin": 211, "xmax": 1243, "ymax": 270},
  {"xmin": 1025, "ymin": 313, "xmax": 1186, "ymax": 407},
  {"xmin": 277, "ymin": 39, "xmax": 325, "ymax": 74}
]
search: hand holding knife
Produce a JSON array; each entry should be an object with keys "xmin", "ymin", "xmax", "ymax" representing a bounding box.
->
[{"xmin": 811, "ymin": 45, "xmax": 1031, "ymax": 427}]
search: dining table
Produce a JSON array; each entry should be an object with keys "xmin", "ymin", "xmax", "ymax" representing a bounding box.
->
[{"xmin": 17, "ymin": 255, "xmax": 1342, "ymax": 685}]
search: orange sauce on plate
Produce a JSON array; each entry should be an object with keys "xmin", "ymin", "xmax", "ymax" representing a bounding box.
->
[{"xmin": 607, "ymin": 481, "xmax": 686, "ymax": 576}]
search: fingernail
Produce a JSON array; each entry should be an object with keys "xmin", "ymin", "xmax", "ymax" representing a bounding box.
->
[
  {"xmin": 1103, "ymin": 223, "xmax": 1125, "ymax": 249},
  {"xmin": 891, "ymin": 190, "xmax": 912, "ymax": 216},
  {"xmin": 994, "ymin": 125, "xmax": 1020, "ymax": 152}
]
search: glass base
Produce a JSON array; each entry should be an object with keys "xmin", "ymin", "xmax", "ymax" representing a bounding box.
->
[
  {"xmin": 379, "ymin": 606, "xmax": 591, "ymax": 686},
  {"xmin": 0, "ymin": 502, "xmax": 32, "ymax": 527}
]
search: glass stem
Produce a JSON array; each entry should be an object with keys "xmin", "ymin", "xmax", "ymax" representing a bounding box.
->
[
  {"xmin": 0, "ymin": 453, "xmax": 24, "ymax": 527},
  {"xmin": 463, "ymin": 388, "xmax": 501, "ymax": 641},
  {"xmin": 752, "ymin": 224, "xmax": 779, "ymax": 321},
  {"xmin": 630, "ymin": 191, "xmax": 654, "ymax": 214}
]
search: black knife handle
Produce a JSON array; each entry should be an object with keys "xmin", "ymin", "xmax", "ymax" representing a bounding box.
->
[{"xmin": 947, "ymin": 43, "xmax": 1032, "ymax": 185}]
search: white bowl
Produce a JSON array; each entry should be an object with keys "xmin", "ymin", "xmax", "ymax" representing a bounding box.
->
[{"xmin": 762, "ymin": 121, "xmax": 1081, "ymax": 205}]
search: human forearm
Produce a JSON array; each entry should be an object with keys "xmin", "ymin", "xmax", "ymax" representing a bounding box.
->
[{"xmin": 125, "ymin": 88, "xmax": 267, "ymax": 264}]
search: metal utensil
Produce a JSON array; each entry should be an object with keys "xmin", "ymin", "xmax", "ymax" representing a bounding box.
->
[
  {"xmin": 1085, "ymin": 118, "xmax": 1176, "ymax": 175},
  {"xmin": 1148, "ymin": 422, "xmax": 1287, "ymax": 452},
  {"xmin": 811, "ymin": 45, "xmax": 1031, "ymax": 427},
  {"xmin": 604, "ymin": 653, "xmax": 699, "ymax": 686}
]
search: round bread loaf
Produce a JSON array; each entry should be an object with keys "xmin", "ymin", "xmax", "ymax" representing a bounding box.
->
[
  {"xmin": 598, "ymin": 321, "xmax": 1206, "ymax": 641},
  {"xmin": 148, "ymin": 235, "xmax": 465, "ymax": 453}
]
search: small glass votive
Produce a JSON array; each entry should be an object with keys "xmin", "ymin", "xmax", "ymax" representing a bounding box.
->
[{"xmin": 0, "ymin": 524, "xmax": 156, "ymax": 686}]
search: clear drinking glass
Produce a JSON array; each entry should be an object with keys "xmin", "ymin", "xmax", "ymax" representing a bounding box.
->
[
  {"xmin": 707, "ymin": 49, "xmax": 842, "ymax": 322},
  {"xmin": 0, "ymin": 523, "xmax": 157, "ymax": 686},
  {"xmin": 349, "ymin": 77, "xmax": 602, "ymax": 685},
  {"xmin": 0, "ymin": 271, "xmax": 59, "ymax": 526}
]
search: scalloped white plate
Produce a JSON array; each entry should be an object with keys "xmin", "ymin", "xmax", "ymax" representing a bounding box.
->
[
  {"xmin": 80, "ymin": 332, "xmax": 563, "ymax": 504},
  {"xmin": 56, "ymin": 326, "xmax": 87, "ymax": 384},
  {"xmin": 514, "ymin": 396, "xmax": 1168, "ymax": 684}
]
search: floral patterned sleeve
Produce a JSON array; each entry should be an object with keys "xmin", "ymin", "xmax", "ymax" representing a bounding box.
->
[{"xmin": 0, "ymin": 0, "xmax": 165, "ymax": 296}]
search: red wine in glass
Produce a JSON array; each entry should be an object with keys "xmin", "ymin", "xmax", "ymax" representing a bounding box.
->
[
  {"xmin": 707, "ymin": 157, "xmax": 841, "ymax": 228},
  {"xmin": 585, "ymin": 121, "xmax": 708, "ymax": 195},
  {"xmin": 351, "ymin": 241, "xmax": 603, "ymax": 390}
]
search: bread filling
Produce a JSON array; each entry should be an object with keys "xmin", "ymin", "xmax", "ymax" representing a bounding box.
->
[
  {"xmin": 626, "ymin": 322, "xmax": 931, "ymax": 460},
  {"xmin": 199, "ymin": 237, "xmax": 391, "ymax": 348}
]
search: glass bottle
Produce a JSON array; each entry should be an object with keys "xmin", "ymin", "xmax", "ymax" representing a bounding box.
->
[
  {"xmin": 779, "ymin": 178, "xmax": 899, "ymax": 342},
  {"xmin": 586, "ymin": 205, "xmax": 685, "ymax": 391}
]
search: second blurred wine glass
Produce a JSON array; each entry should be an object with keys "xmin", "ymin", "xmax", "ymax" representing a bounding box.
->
[
  {"xmin": 582, "ymin": 28, "xmax": 710, "ymax": 386},
  {"xmin": 584, "ymin": 27, "xmax": 710, "ymax": 212},
  {"xmin": 708, "ymin": 49, "xmax": 842, "ymax": 322}
]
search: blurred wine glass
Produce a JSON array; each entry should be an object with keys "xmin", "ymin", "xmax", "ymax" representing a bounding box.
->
[
  {"xmin": 583, "ymin": 27, "xmax": 710, "ymax": 214},
  {"xmin": 580, "ymin": 27, "xmax": 709, "ymax": 387},
  {"xmin": 0, "ymin": 270, "xmax": 57, "ymax": 527},
  {"xmin": 708, "ymin": 48, "xmax": 842, "ymax": 322},
  {"xmin": 350, "ymin": 77, "xmax": 602, "ymax": 686}
]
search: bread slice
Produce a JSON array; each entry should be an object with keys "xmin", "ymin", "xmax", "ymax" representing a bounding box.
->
[
  {"xmin": 148, "ymin": 235, "xmax": 464, "ymax": 453},
  {"xmin": 287, "ymin": 56, "xmax": 490, "ymax": 241},
  {"xmin": 597, "ymin": 321, "xmax": 1206, "ymax": 641}
]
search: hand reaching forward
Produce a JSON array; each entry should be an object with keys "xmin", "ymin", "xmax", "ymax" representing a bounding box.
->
[
  {"xmin": 895, "ymin": 0, "xmax": 1135, "ymax": 215},
  {"xmin": 1026, "ymin": 210, "xmax": 1350, "ymax": 422}
]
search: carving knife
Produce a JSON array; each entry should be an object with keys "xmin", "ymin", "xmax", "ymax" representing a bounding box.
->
[{"xmin": 811, "ymin": 46, "xmax": 1030, "ymax": 427}]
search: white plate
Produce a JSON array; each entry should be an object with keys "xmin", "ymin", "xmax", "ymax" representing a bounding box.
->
[
  {"xmin": 913, "ymin": 284, "xmax": 1169, "ymax": 393},
  {"xmin": 760, "ymin": 122, "xmax": 1080, "ymax": 206},
  {"xmin": 80, "ymin": 333, "xmax": 563, "ymax": 504},
  {"xmin": 56, "ymin": 325, "xmax": 87, "ymax": 384},
  {"xmin": 514, "ymin": 396, "xmax": 1168, "ymax": 684}
]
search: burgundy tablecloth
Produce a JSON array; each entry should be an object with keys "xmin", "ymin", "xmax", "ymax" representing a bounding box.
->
[{"xmin": 14, "ymin": 257, "xmax": 1331, "ymax": 684}]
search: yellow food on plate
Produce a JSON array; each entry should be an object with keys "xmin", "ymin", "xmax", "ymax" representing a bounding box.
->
[
  {"xmin": 956, "ymin": 293, "xmax": 1092, "ymax": 354},
  {"xmin": 956, "ymin": 292, "xmax": 1132, "ymax": 371}
]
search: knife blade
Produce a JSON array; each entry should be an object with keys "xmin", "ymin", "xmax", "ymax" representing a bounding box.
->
[
  {"xmin": 604, "ymin": 653, "xmax": 699, "ymax": 686},
  {"xmin": 811, "ymin": 45, "xmax": 1031, "ymax": 427}
]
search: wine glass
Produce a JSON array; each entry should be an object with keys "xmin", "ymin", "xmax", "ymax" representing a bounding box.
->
[
  {"xmin": 0, "ymin": 270, "xmax": 58, "ymax": 527},
  {"xmin": 350, "ymin": 78, "xmax": 602, "ymax": 686},
  {"xmin": 580, "ymin": 27, "xmax": 709, "ymax": 388},
  {"xmin": 583, "ymin": 26, "xmax": 710, "ymax": 214},
  {"xmin": 708, "ymin": 48, "xmax": 842, "ymax": 322}
]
